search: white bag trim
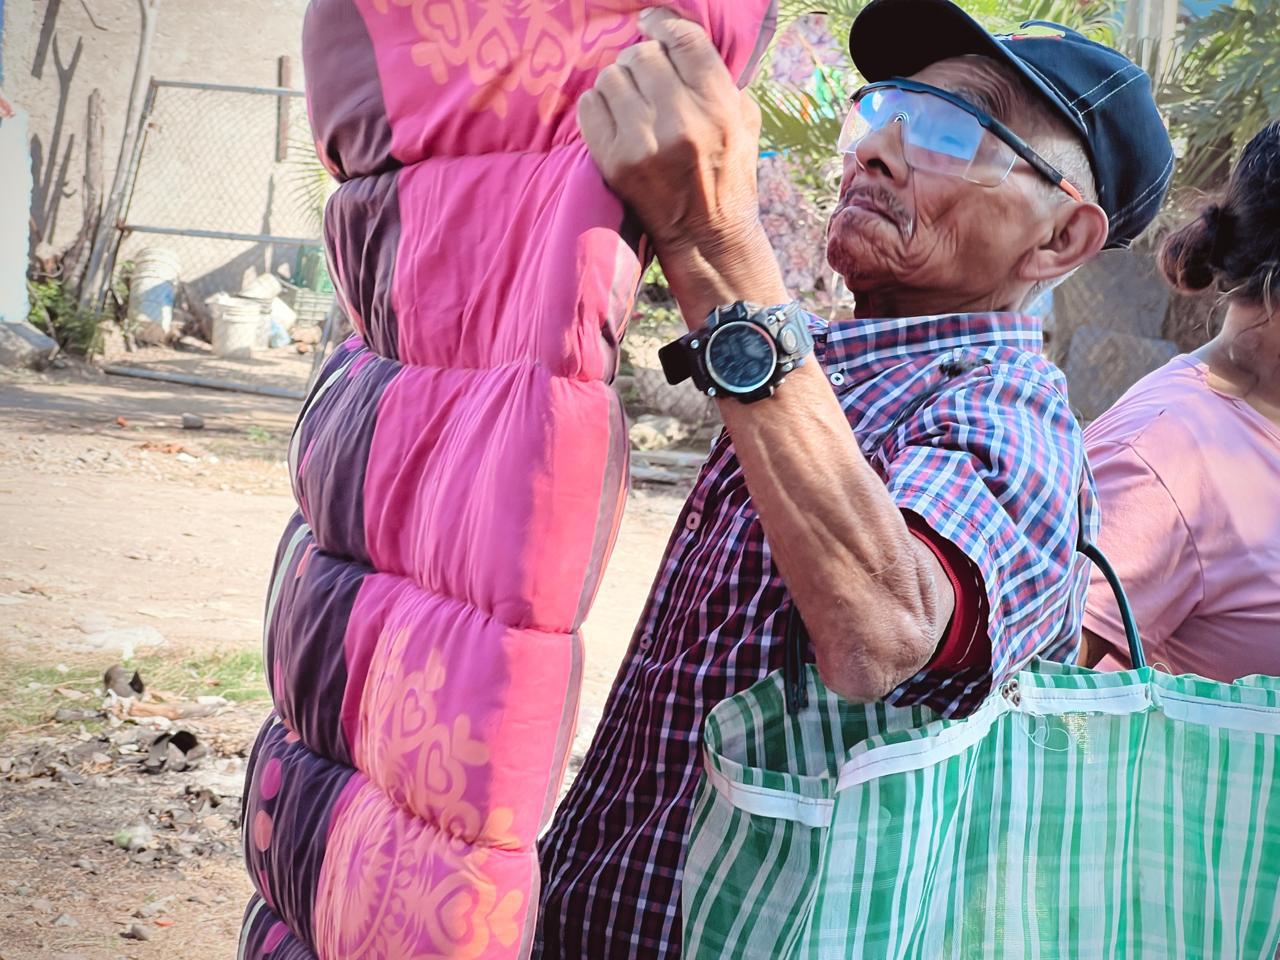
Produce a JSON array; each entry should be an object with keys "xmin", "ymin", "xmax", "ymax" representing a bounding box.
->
[
  {"xmin": 1154, "ymin": 688, "xmax": 1280, "ymax": 733},
  {"xmin": 836, "ymin": 689, "xmax": 1010, "ymax": 792},
  {"xmin": 704, "ymin": 753, "xmax": 834, "ymax": 828},
  {"xmin": 835, "ymin": 677, "xmax": 1280, "ymax": 793}
]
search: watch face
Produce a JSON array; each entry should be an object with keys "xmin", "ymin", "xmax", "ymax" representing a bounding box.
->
[{"xmin": 705, "ymin": 322, "xmax": 777, "ymax": 393}]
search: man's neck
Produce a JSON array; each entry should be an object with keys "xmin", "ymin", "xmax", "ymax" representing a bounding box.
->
[{"xmin": 852, "ymin": 288, "xmax": 1022, "ymax": 319}]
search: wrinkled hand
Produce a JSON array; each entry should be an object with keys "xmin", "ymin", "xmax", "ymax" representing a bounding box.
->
[{"xmin": 578, "ymin": 8, "xmax": 763, "ymax": 260}]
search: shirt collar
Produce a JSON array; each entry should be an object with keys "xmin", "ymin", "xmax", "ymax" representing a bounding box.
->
[{"xmin": 811, "ymin": 312, "xmax": 1044, "ymax": 381}]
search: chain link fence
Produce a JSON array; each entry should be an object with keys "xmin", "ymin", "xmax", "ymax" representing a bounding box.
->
[{"xmin": 107, "ymin": 79, "xmax": 334, "ymax": 324}]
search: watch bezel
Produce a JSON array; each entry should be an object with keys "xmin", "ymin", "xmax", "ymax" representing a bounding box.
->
[{"xmin": 703, "ymin": 320, "xmax": 779, "ymax": 394}]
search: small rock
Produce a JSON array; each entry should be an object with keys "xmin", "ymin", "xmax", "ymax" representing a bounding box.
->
[
  {"xmin": 291, "ymin": 324, "xmax": 322, "ymax": 345},
  {"xmin": 50, "ymin": 762, "xmax": 85, "ymax": 785},
  {"xmin": 31, "ymin": 898, "xmax": 54, "ymax": 913},
  {"xmin": 15, "ymin": 884, "xmax": 32, "ymax": 897},
  {"xmin": 121, "ymin": 923, "xmax": 151, "ymax": 941},
  {"xmin": 0, "ymin": 320, "xmax": 58, "ymax": 370},
  {"xmin": 135, "ymin": 896, "xmax": 172, "ymax": 919},
  {"xmin": 73, "ymin": 858, "xmax": 99, "ymax": 874},
  {"xmin": 176, "ymin": 334, "xmax": 210, "ymax": 353},
  {"xmin": 0, "ymin": 757, "xmax": 12, "ymax": 774},
  {"xmin": 104, "ymin": 665, "xmax": 145, "ymax": 698},
  {"xmin": 130, "ymin": 848, "xmax": 158, "ymax": 865},
  {"xmin": 294, "ymin": 341, "xmax": 312, "ymax": 354},
  {"xmin": 181, "ymin": 413, "xmax": 205, "ymax": 430},
  {"xmin": 628, "ymin": 414, "xmax": 693, "ymax": 452},
  {"xmin": 53, "ymin": 912, "xmax": 77, "ymax": 927},
  {"xmin": 113, "ymin": 823, "xmax": 153, "ymax": 851},
  {"xmin": 54, "ymin": 708, "xmax": 98, "ymax": 724},
  {"xmin": 175, "ymin": 451, "xmax": 198, "ymax": 464}
]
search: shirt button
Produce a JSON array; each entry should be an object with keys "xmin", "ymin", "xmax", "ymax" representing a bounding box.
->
[
  {"xmin": 685, "ymin": 511, "xmax": 701, "ymax": 531},
  {"xmin": 638, "ymin": 633, "xmax": 652, "ymax": 650},
  {"xmin": 829, "ymin": 371, "xmax": 846, "ymax": 386}
]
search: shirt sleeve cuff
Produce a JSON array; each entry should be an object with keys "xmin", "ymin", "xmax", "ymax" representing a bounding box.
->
[{"xmin": 903, "ymin": 510, "xmax": 989, "ymax": 672}]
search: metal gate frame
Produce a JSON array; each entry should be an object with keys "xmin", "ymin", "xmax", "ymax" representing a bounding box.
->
[{"xmin": 92, "ymin": 78, "xmax": 320, "ymax": 310}]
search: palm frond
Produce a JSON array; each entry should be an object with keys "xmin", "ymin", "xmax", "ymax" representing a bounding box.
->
[{"xmin": 282, "ymin": 136, "xmax": 337, "ymax": 235}]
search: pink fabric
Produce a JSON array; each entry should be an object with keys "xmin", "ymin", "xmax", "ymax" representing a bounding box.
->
[
  {"xmin": 314, "ymin": 780, "xmax": 534, "ymax": 960},
  {"xmin": 388, "ymin": 153, "xmax": 634, "ymax": 374},
  {"xmin": 361, "ymin": 364, "xmax": 617, "ymax": 631},
  {"xmin": 1084, "ymin": 355, "xmax": 1280, "ymax": 680},
  {"xmin": 244, "ymin": 2, "xmax": 780, "ymax": 956},
  {"xmin": 357, "ymin": 0, "xmax": 776, "ymax": 162}
]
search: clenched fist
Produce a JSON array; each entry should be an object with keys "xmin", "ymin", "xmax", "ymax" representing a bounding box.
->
[{"xmin": 577, "ymin": 8, "xmax": 765, "ymax": 261}]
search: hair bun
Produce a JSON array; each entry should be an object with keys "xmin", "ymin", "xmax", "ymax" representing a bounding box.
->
[{"xmin": 1159, "ymin": 202, "xmax": 1222, "ymax": 293}]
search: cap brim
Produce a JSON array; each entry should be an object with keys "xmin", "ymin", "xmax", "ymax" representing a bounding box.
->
[{"xmin": 848, "ymin": 0, "xmax": 1087, "ymax": 139}]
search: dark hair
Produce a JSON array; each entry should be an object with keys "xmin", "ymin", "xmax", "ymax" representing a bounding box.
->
[{"xmin": 1159, "ymin": 121, "xmax": 1280, "ymax": 306}]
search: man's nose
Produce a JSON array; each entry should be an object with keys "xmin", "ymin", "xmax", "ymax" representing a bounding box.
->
[{"xmin": 851, "ymin": 123, "xmax": 909, "ymax": 185}]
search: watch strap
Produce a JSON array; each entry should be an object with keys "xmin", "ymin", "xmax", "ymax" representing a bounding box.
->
[{"xmin": 658, "ymin": 337, "xmax": 694, "ymax": 385}]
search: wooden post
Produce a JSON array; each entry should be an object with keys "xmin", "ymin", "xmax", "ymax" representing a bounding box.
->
[
  {"xmin": 276, "ymin": 55, "xmax": 293, "ymax": 162},
  {"xmin": 79, "ymin": 0, "xmax": 160, "ymax": 308},
  {"xmin": 63, "ymin": 88, "xmax": 105, "ymax": 295},
  {"xmin": 1122, "ymin": 0, "xmax": 1180, "ymax": 80}
]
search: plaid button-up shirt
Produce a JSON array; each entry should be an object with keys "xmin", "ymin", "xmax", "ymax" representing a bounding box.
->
[{"xmin": 535, "ymin": 311, "xmax": 1096, "ymax": 959}]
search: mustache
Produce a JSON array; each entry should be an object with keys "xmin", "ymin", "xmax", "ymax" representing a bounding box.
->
[{"xmin": 834, "ymin": 185, "xmax": 913, "ymax": 235}]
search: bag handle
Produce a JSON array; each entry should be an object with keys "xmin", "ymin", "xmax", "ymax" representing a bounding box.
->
[
  {"xmin": 1077, "ymin": 534, "xmax": 1146, "ymax": 669},
  {"xmin": 783, "ymin": 354, "xmax": 1147, "ymax": 714}
]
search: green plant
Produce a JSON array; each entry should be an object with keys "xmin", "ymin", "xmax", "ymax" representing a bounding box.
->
[
  {"xmin": 27, "ymin": 277, "xmax": 105, "ymax": 356},
  {"xmin": 1158, "ymin": 0, "xmax": 1280, "ymax": 201},
  {"xmin": 284, "ymin": 137, "xmax": 339, "ymax": 235},
  {"xmin": 111, "ymin": 259, "xmax": 134, "ymax": 308}
]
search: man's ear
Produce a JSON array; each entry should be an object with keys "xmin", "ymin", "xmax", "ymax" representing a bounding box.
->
[{"xmin": 1021, "ymin": 201, "xmax": 1109, "ymax": 285}]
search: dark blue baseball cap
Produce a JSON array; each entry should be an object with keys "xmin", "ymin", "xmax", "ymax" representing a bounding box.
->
[{"xmin": 848, "ymin": 0, "xmax": 1174, "ymax": 248}]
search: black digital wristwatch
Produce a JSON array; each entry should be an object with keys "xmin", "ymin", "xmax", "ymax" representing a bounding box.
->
[{"xmin": 657, "ymin": 301, "xmax": 814, "ymax": 404}]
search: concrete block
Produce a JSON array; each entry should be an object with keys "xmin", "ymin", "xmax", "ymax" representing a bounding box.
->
[
  {"xmin": 1064, "ymin": 325, "xmax": 1179, "ymax": 422},
  {"xmin": 0, "ymin": 321, "xmax": 58, "ymax": 370}
]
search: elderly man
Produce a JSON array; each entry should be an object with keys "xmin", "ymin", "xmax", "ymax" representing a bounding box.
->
[{"xmin": 537, "ymin": 0, "xmax": 1174, "ymax": 956}]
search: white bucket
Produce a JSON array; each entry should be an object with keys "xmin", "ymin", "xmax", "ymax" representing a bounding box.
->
[
  {"xmin": 127, "ymin": 248, "xmax": 182, "ymax": 344},
  {"xmin": 211, "ymin": 297, "xmax": 265, "ymax": 360}
]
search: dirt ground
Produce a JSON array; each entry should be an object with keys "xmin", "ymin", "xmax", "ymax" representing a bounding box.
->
[{"xmin": 0, "ymin": 353, "xmax": 685, "ymax": 959}]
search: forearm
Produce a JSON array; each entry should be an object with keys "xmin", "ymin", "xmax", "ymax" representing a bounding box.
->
[
  {"xmin": 721, "ymin": 363, "xmax": 952, "ymax": 701},
  {"xmin": 656, "ymin": 233, "xmax": 955, "ymax": 702}
]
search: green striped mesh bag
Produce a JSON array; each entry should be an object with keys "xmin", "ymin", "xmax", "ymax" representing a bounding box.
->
[
  {"xmin": 682, "ymin": 549, "xmax": 1280, "ymax": 958},
  {"xmin": 683, "ymin": 662, "xmax": 1280, "ymax": 958}
]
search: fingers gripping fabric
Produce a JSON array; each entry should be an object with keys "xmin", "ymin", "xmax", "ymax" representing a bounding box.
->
[{"xmin": 241, "ymin": 2, "xmax": 778, "ymax": 957}]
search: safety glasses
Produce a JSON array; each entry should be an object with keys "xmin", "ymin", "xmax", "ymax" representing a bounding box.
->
[{"xmin": 839, "ymin": 79, "xmax": 1083, "ymax": 202}]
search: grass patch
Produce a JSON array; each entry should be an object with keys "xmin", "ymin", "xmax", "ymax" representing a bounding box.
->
[{"xmin": 0, "ymin": 649, "xmax": 268, "ymax": 742}]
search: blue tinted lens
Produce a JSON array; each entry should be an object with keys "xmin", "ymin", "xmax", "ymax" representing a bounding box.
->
[
  {"xmin": 845, "ymin": 86, "xmax": 1015, "ymax": 185},
  {"xmin": 904, "ymin": 99, "xmax": 983, "ymax": 161}
]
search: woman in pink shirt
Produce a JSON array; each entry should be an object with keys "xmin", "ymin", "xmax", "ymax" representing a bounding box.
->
[{"xmin": 1082, "ymin": 121, "xmax": 1280, "ymax": 680}]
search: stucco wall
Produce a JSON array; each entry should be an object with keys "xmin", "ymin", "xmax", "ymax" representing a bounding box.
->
[
  {"xmin": 3, "ymin": 0, "xmax": 310, "ymax": 260},
  {"xmin": 0, "ymin": 105, "xmax": 33, "ymax": 323}
]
